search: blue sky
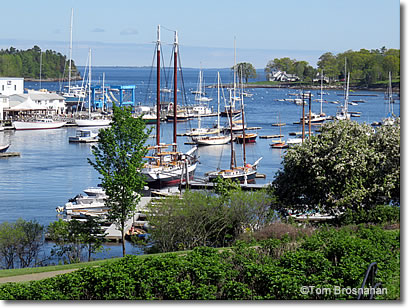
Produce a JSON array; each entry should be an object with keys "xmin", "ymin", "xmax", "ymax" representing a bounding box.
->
[{"xmin": 0, "ymin": 0, "xmax": 400, "ymax": 68}]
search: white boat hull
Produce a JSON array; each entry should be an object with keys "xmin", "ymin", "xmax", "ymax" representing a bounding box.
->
[
  {"xmin": 13, "ymin": 121, "xmax": 66, "ymax": 130},
  {"xmin": 194, "ymin": 135, "xmax": 230, "ymax": 145}
]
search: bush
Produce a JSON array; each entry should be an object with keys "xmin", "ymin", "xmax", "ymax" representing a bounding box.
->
[
  {"xmin": 0, "ymin": 226, "xmax": 399, "ymax": 300},
  {"xmin": 339, "ymin": 204, "xmax": 400, "ymax": 225}
]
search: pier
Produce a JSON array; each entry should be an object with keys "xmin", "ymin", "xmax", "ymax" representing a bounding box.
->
[
  {"xmin": 0, "ymin": 152, "xmax": 20, "ymax": 158},
  {"xmin": 104, "ymin": 196, "xmax": 153, "ymax": 242}
]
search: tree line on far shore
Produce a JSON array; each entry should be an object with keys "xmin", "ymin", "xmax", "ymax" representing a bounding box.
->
[
  {"xmin": 0, "ymin": 46, "xmax": 80, "ymax": 80},
  {"xmin": 237, "ymin": 47, "xmax": 400, "ymax": 87}
]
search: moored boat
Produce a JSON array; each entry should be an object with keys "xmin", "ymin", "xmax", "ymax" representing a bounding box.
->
[
  {"xmin": 13, "ymin": 119, "xmax": 66, "ymax": 130},
  {"xmin": 0, "ymin": 143, "xmax": 10, "ymax": 153},
  {"xmin": 68, "ymin": 129, "xmax": 99, "ymax": 143}
]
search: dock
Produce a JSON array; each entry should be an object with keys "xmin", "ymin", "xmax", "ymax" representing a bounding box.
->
[
  {"xmin": 260, "ymin": 134, "xmax": 283, "ymax": 139},
  {"xmin": 104, "ymin": 196, "xmax": 154, "ymax": 242},
  {"xmin": 181, "ymin": 180, "xmax": 270, "ymax": 191},
  {"xmin": 0, "ymin": 152, "xmax": 20, "ymax": 158}
]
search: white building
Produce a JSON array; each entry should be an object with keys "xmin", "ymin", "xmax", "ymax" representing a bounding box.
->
[
  {"xmin": 0, "ymin": 95, "xmax": 8, "ymax": 121},
  {"xmin": 267, "ymin": 71, "xmax": 300, "ymax": 82},
  {"xmin": 0, "ymin": 77, "xmax": 24, "ymax": 96}
]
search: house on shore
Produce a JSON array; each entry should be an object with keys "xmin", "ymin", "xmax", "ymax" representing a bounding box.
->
[
  {"xmin": 267, "ymin": 71, "xmax": 300, "ymax": 82},
  {"xmin": 0, "ymin": 77, "xmax": 66, "ymax": 120}
]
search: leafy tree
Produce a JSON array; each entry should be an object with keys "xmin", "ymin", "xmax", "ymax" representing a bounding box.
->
[
  {"xmin": 0, "ymin": 219, "xmax": 44, "ymax": 269},
  {"xmin": 77, "ymin": 217, "xmax": 106, "ymax": 262},
  {"xmin": 47, "ymin": 219, "xmax": 84, "ymax": 263},
  {"xmin": 14, "ymin": 219, "xmax": 44, "ymax": 268},
  {"xmin": 272, "ymin": 120, "xmax": 400, "ymax": 216},
  {"xmin": 233, "ymin": 62, "xmax": 257, "ymax": 83},
  {"xmin": 88, "ymin": 104, "xmax": 150, "ymax": 256},
  {"xmin": 0, "ymin": 222, "xmax": 19, "ymax": 269},
  {"xmin": 0, "ymin": 46, "xmax": 80, "ymax": 79}
]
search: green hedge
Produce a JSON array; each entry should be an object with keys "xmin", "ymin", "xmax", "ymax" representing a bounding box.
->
[{"xmin": 0, "ymin": 226, "xmax": 399, "ymax": 300}]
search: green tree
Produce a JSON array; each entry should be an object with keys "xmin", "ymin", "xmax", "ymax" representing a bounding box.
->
[
  {"xmin": 14, "ymin": 219, "xmax": 44, "ymax": 268},
  {"xmin": 47, "ymin": 219, "xmax": 84, "ymax": 263},
  {"xmin": 234, "ymin": 62, "xmax": 257, "ymax": 83},
  {"xmin": 272, "ymin": 120, "xmax": 400, "ymax": 216},
  {"xmin": 88, "ymin": 104, "xmax": 150, "ymax": 256}
]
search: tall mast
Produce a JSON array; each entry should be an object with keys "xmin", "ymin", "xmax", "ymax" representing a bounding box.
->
[
  {"xmin": 320, "ymin": 70, "xmax": 323, "ymax": 114},
  {"xmin": 233, "ymin": 37, "xmax": 237, "ymax": 110},
  {"xmin": 88, "ymin": 48, "xmax": 92, "ymax": 120},
  {"xmin": 217, "ymin": 72, "xmax": 220, "ymax": 135},
  {"xmin": 345, "ymin": 72, "xmax": 350, "ymax": 115},
  {"xmin": 229, "ymin": 104, "xmax": 235, "ymax": 170},
  {"xmin": 241, "ymin": 75, "xmax": 246, "ymax": 167},
  {"xmin": 68, "ymin": 8, "xmax": 73, "ymax": 94},
  {"xmin": 156, "ymin": 25, "xmax": 161, "ymax": 147},
  {"xmin": 102, "ymin": 72, "xmax": 105, "ymax": 112},
  {"xmin": 173, "ymin": 30, "xmax": 178, "ymax": 148}
]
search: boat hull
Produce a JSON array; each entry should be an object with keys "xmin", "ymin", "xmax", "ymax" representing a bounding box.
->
[
  {"xmin": 142, "ymin": 162, "xmax": 197, "ymax": 189},
  {"xmin": 194, "ymin": 135, "xmax": 230, "ymax": 146},
  {"xmin": 208, "ymin": 168, "xmax": 257, "ymax": 183},
  {"xmin": 236, "ymin": 134, "xmax": 257, "ymax": 144},
  {"xmin": 0, "ymin": 144, "xmax": 10, "ymax": 153},
  {"xmin": 13, "ymin": 121, "xmax": 66, "ymax": 130}
]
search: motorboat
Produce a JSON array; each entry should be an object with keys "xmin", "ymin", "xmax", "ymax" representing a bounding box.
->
[{"xmin": 68, "ymin": 129, "xmax": 98, "ymax": 143}]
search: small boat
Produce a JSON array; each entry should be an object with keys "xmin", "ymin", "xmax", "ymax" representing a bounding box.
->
[
  {"xmin": 235, "ymin": 132, "xmax": 257, "ymax": 144},
  {"xmin": 270, "ymin": 140, "xmax": 288, "ymax": 149},
  {"xmin": 83, "ymin": 187, "xmax": 106, "ymax": 197},
  {"xmin": 287, "ymin": 138, "xmax": 303, "ymax": 146},
  {"xmin": 68, "ymin": 129, "xmax": 99, "ymax": 143},
  {"xmin": 193, "ymin": 134, "xmax": 231, "ymax": 146},
  {"xmin": 13, "ymin": 119, "xmax": 66, "ymax": 130},
  {"xmin": 0, "ymin": 143, "xmax": 10, "ymax": 153}
]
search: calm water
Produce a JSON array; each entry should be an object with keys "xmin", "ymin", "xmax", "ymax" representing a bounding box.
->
[{"xmin": 0, "ymin": 67, "xmax": 399, "ymax": 258}]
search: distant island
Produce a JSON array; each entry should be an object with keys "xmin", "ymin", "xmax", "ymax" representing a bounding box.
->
[{"xmin": 0, "ymin": 46, "xmax": 81, "ymax": 81}]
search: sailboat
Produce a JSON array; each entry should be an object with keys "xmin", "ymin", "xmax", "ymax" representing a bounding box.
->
[
  {"xmin": 193, "ymin": 72, "xmax": 230, "ymax": 146},
  {"xmin": 193, "ymin": 70, "xmax": 212, "ymax": 102},
  {"xmin": 61, "ymin": 9, "xmax": 86, "ymax": 103},
  {"xmin": 75, "ymin": 49, "xmax": 111, "ymax": 127},
  {"xmin": 207, "ymin": 103, "xmax": 262, "ymax": 183},
  {"xmin": 335, "ymin": 72, "xmax": 351, "ymax": 120},
  {"xmin": 235, "ymin": 81, "xmax": 257, "ymax": 144},
  {"xmin": 207, "ymin": 39, "xmax": 262, "ymax": 183},
  {"xmin": 382, "ymin": 72, "xmax": 396, "ymax": 126},
  {"xmin": 270, "ymin": 119, "xmax": 288, "ymax": 149},
  {"xmin": 220, "ymin": 39, "xmax": 241, "ymax": 118},
  {"xmin": 141, "ymin": 26, "xmax": 198, "ymax": 188}
]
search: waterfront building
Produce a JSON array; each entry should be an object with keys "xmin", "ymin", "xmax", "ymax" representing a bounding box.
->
[{"xmin": 0, "ymin": 77, "xmax": 24, "ymax": 96}]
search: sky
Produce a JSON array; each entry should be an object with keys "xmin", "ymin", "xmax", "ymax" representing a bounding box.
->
[{"xmin": 0, "ymin": 0, "xmax": 401, "ymax": 68}]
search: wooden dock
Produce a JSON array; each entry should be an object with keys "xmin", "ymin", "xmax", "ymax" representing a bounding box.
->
[
  {"xmin": 260, "ymin": 134, "xmax": 283, "ymax": 139},
  {"xmin": 0, "ymin": 152, "xmax": 20, "ymax": 158},
  {"xmin": 104, "ymin": 197, "xmax": 153, "ymax": 242},
  {"xmin": 181, "ymin": 180, "xmax": 270, "ymax": 191}
]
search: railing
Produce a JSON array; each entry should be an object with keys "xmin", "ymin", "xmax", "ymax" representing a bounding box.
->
[{"xmin": 356, "ymin": 262, "xmax": 382, "ymax": 300}]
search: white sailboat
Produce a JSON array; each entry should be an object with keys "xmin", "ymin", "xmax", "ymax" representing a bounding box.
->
[
  {"xmin": 335, "ymin": 72, "xmax": 351, "ymax": 120},
  {"xmin": 141, "ymin": 26, "xmax": 198, "ymax": 189},
  {"xmin": 61, "ymin": 9, "xmax": 86, "ymax": 102},
  {"xmin": 382, "ymin": 72, "xmax": 396, "ymax": 126},
  {"xmin": 194, "ymin": 70, "xmax": 213, "ymax": 102},
  {"xmin": 75, "ymin": 49, "xmax": 111, "ymax": 127},
  {"xmin": 207, "ymin": 40, "xmax": 262, "ymax": 183},
  {"xmin": 193, "ymin": 72, "xmax": 230, "ymax": 145}
]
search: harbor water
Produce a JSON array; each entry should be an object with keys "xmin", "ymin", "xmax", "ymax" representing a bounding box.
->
[{"xmin": 0, "ymin": 67, "xmax": 399, "ymax": 259}]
